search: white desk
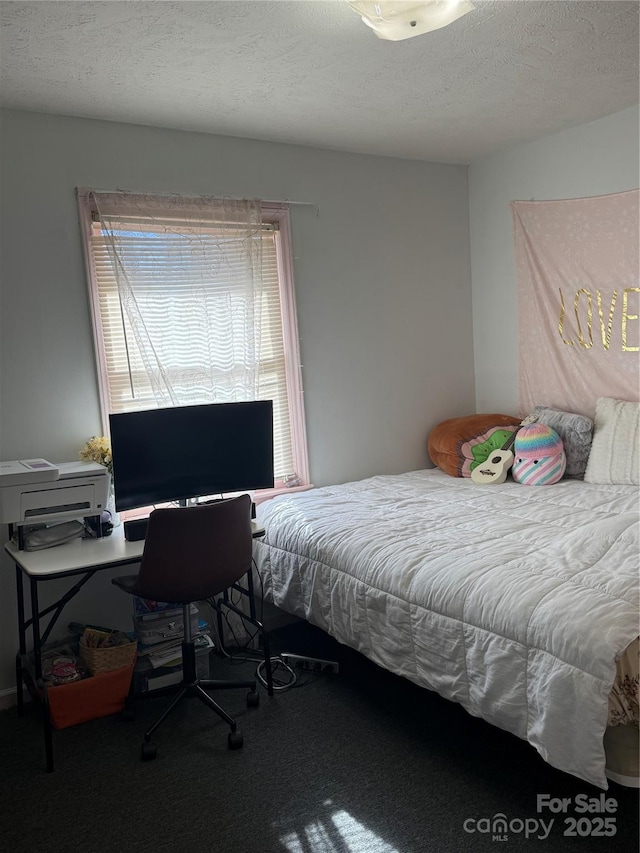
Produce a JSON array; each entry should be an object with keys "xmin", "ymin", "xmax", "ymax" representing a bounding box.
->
[
  {"xmin": 6, "ymin": 521, "xmax": 265, "ymax": 577},
  {"xmin": 6, "ymin": 524, "xmax": 144, "ymax": 577},
  {"xmin": 5, "ymin": 520, "xmax": 267, "ymax": 772}
]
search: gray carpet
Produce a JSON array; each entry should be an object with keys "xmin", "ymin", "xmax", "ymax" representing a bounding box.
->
[{"xmin": 1, "ymin": 623, "xmax": 638, "ymax": 853}]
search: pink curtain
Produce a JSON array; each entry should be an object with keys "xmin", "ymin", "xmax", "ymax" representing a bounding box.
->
[{"xmin": 512, "ymin": 190, "xmax": 639, "ymax": 419}]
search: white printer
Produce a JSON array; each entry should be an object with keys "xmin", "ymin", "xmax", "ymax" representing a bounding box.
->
[{"xmin": 0, "ymin": 459, "xmax": 110, "ymax": 527}]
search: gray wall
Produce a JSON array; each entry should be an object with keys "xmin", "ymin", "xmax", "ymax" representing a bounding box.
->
[
  {"xmin": 2, "ymin": 105, "xmax": 638, "ymax": 700},
  {"xmin": 0, "ymin": 109, "xmax": 474, "ymax": 697},
  {"xmin": 469, "ymin": 105, "xmax": 640, "ymax": 414}
]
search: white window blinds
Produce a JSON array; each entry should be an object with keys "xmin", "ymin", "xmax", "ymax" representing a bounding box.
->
[{"xmin": 79, "ymin": 191, "xmax": 308, "ymax": 488}]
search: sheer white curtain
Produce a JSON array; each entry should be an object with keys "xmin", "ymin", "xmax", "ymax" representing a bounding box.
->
[{"xmin": 89, "ymin": 191, "xmax": 265, "ymax": 409}]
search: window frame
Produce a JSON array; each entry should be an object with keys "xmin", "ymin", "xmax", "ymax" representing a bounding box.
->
[{"xmin": 77, "ymin": 189, "xmax": 310, "ymax": 494}]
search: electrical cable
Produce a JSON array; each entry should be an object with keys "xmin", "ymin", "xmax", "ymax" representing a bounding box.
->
[
  {"xmin": 204, "ymin": 559, "xmax": 305, "ymax": 691},
  {"xmin": 206, "ymin": 597, "xmax": 301, "ymax": 690},
  {"xmin": 256, "ymin": 657, "xmax": 297, "ymax": 691}
]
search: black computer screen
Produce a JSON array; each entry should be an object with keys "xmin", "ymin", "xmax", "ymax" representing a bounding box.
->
[{"xmin": 109, "ymin": 401, "xmax": 274, "ymax": 512}]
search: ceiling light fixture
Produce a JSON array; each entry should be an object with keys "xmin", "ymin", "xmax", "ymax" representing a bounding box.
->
[{"xmin": 346, "ymin": 1, "xmax": 475, "ymax": 41}]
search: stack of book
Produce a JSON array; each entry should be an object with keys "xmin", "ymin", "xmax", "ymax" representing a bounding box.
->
[{"xmin": 131, "ymin": 598, "xmax": 213, "ymax": 694}]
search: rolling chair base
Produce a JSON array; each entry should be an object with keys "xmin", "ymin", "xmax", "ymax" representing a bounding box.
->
[{"xmin": 140, "ymin": 675, "xmax": 259, "ymax": 761}]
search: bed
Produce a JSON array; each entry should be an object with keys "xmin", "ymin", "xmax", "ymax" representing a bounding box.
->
[{"xmin": 253, "ymin": 403, "xmax": 639, "ymax": 790}]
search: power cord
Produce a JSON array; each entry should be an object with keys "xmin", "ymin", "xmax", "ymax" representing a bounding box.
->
[
  {"xmin": 205, "ymin": 562, "xmax": 318, "ymax": 691},
  {"xmin": 211, "ymin": 616, "xmax": 299, "ymax": 691},
  {"xmin": 256, "ymin": 657, "xmax": 297, "ymax": 691},
  {"xmin": 206, "ymin": 600, "xmax": 311, "ymax": 691}
]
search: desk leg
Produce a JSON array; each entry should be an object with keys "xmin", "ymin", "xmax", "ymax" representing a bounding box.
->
[
  {"xmin": 30, "ymin": 578, "xmax": 42, "ymax": 681},
  {"xmin": 260, "ymin": 625, "xmax": 274, "ymax": 697},
  {"xmin": 30, "ymin": 579, "xmax": 54, "ymax": 773},
  {"xmin": 213, "ymin": 583, "xmax": 274, "ymax": 698},
  {"xmin": 246, "ymin": 570, "xmax": 274, "ymax": 697},
  {"xmin": 15, "ymin": 566, "xmax": 25, "ymax": 716}
]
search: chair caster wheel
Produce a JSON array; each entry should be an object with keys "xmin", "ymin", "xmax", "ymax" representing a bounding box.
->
[
  {"xmin": 141, "ymin": 741, "xmax": 157, "ymax": 761},
  {"xmin": 228, "ymin": 731, "xmax": 243, "ymax": 749},
  {"xmin": 247, "ymin": 690, "xmax": 259, "ymax": 708}
]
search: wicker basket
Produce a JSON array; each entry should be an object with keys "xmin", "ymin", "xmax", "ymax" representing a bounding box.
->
[{"xmin": 79, "ymin": 629, "xmax": 137, "ymax": 676}]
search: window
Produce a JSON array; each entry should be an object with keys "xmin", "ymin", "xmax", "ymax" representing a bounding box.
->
[{"xmin": 77, "ymin": 189, "xmax": 309, "ymax": 490}]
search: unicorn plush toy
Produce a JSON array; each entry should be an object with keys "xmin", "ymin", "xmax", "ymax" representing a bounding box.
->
[{"xmin": 512, "ymin": 423, "xmax": 566, "ymax": 486}]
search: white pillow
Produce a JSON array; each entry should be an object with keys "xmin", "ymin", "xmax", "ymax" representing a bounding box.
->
[{"xmin": 584, "ymin": 398, "xmax": 640, "ymax": 485}]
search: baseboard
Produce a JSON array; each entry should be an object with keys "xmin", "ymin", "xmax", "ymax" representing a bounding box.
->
[
  {"xmin": 606, "ymin": 769, "xmax": 640, "ymax": 788},
  {"xmin": 0, "ymin": 686, "xmax": 21, "ymax": 711}
]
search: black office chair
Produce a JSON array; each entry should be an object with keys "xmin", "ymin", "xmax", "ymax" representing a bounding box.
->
[{"xmin": 112, "ymin": 494, "xmax": 260, "ymax": 760}]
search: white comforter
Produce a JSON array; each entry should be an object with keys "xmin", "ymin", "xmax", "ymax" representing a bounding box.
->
[{"xmin": 254, "ymin": 469, "xmax": 640, "ymax": 788}]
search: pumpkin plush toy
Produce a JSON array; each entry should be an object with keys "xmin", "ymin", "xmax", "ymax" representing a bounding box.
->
[{"xmin": 512, "ymin": 423, "xmax": 566, "ymax": 486}]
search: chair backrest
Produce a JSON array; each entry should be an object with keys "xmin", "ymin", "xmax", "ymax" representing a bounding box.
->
[{"xmin": 133, "ymin": 494, "xmax": 253, "ymax": 604}]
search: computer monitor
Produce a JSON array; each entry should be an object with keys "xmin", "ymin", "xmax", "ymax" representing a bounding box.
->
[{"xmin": 109, "ymin": 401, "xmax": 274, "ymax": 512}]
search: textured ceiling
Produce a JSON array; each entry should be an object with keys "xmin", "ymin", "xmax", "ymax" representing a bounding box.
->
[{"xmin": 0, "ymin": 0, "xmax": 638, "ymax": 164}]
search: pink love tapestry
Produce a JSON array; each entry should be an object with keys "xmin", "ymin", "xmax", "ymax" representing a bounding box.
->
[{"xmin": 512, "ymin": 190, "xmax": 639, "ymax": 419}]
